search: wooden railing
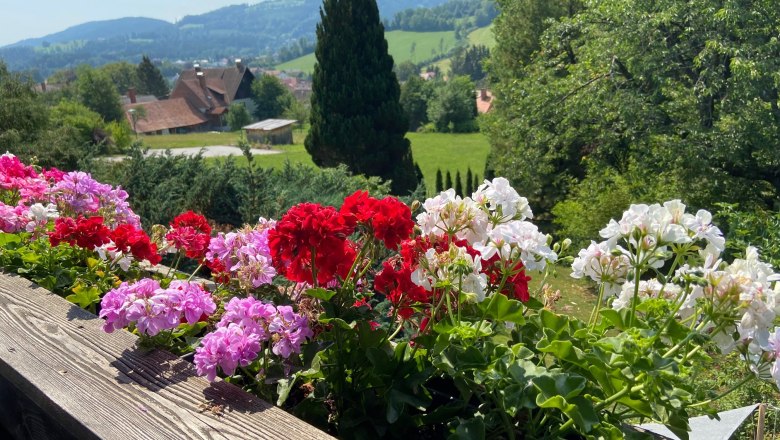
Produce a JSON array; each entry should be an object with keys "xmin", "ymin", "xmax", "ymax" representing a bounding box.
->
[{"xmin": 0, "ymin": 272, "xmax": 333, "ymax": 440}]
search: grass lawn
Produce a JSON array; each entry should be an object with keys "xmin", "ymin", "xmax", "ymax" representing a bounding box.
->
[
  {"xmin": 408, "ymin": 132, "xmax": 491, "ymax": 195},
  {"xmin": 277, "ymin": 30, "xmax": 457, "ymax": 73},
  {"xmin": 467, "ymin": 24, "xmax": 495, "ymax": 49},
  {"xmin": 145, "ymin": 129, "xmax": 490, "ymax": 197},
  {"xmin": 140, "ymin": 131, "xmax": 241, "ymax": 149},
  {"xmin": 530, "ymin": 266, "xmax": 597, "ymax": 323}
]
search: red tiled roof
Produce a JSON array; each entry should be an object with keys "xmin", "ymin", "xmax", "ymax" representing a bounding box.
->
[
  {"xmin": 124, "ymin": 99, "xmax": 208, "ymax": 133},
  {"xmin": 476, "ymin": 89, "xmax": 494, "ymax": 114}
]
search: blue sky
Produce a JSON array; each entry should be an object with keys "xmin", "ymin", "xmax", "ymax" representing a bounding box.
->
[{"xmin": 0, "ymin": 1, "xmax": 252, "ymax": 46}]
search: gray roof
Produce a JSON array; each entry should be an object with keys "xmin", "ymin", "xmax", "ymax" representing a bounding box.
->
[{"xmin": 243, "ymin": 119, "xmax": 297, "ymax": 131}]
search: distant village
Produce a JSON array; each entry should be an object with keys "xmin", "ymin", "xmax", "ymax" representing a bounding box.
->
[{"xmin": 32, "ymin": 58, "xmax": 493, "ymax": 143}]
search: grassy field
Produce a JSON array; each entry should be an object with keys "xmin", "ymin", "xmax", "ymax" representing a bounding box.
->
[
  {"xmin": 530, "ymin": 266, "xmax": 597, "ymax": 323},
  {"xmin": 140, "ymin": 132, "xmax": 240, "ymax": 148},
  {"xmin": 467, "ymin": 24, "xmax": 495, "ymax": 48},
  {"xmin": 407, "ymin": 132, "xmax": 490, "ymax": 195},
  {"xmin": 148, "ymin": 130, "xmax": 490, "ymax": 196},
  {"xmin": 277, "ymin": 30, "xmax": 457, "ymax": 73}
]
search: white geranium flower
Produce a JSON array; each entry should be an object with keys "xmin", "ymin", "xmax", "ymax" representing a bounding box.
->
[
  {"xmin": 472, "ymin": 177, "xmax": 533, "ymax": 221},
  {"xmin": 571, "ymin": 240, "xmax": 630, "ymax": 297}
]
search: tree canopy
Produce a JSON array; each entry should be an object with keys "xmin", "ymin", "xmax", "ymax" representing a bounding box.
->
[
  {"xmin": 136, "ymin": 55, "xmax": 169, "ymax": 98},
  {"xmin": 484, "ymin": 0, "xmax": 780, "ymax": 231},
  {"xmin": 305, "ymin": 0, "xmax": 419, "ymax": 195},
  {"xmin": 251, "ymin": 74, "xmax": 293, "ymax": 120}
]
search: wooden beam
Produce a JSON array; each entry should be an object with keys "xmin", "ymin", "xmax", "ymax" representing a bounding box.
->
[{"xmin": 0, "ymin": 273, "xmax": 333, "ymax": 440}]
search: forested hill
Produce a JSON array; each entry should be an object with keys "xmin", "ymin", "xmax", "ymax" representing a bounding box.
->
[{"xmin": 0, "ymin": 0, "xmax": 453, "ymax": 77}]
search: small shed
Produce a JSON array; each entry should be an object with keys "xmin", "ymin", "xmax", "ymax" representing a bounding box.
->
[{"xmin": 243, "ymin": 119, "xmax": 297, "ymax": 145}]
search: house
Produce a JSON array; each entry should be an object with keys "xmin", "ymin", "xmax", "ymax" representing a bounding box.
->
[
  {"xmin": 120, "ymin": 88, "xmax": 157, "ymax": 106},
  {"xmin": 169, "ymin": 59, "xmax": 256, "ymax": 128},
  {"xmin": 124, "ymin": 99, "xmax": 209, "ymax": 135},
  {"xmin": 476, "ymin": 89, "xmax": 494, "ymax": 114},
  {"xmin": 243, "ymin": 119, "xmax": 297, "ymax": 145},
  {"xmin": 123, "ymin": 59, "xmax": 256, "ymax": 135}
]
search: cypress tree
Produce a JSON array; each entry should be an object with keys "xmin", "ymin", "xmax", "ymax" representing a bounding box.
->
[
  {"xmin": 305, "ymin": 0, "xmax": 419, "ymax": 195},
  {"xmin": 455, "ymin": 170, "xmax": 463, "ymax": 197},
  {"xmin": 465, "ymin": 167, "xmax": 473, "ymax": 195},
  {"xmin": 136, "ymin": 55, "xmax": 169, "ymax": 98},
  {"xmin": 445, "ymin": 170, "xmax": 453, "ymax": 190},
  {"xmin": 435, "ymin": 168, "xmax": 443, "ymax": 193}
]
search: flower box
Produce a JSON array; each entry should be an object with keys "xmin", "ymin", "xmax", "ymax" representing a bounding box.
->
[{"xmin": 0, "ymin": 271, "xmax": 332, "ymax": 440}]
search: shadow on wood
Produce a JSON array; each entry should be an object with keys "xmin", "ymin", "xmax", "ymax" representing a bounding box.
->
[{"xmin": 0, "ymin": 271, "xmax": 333, "ymax": 439}]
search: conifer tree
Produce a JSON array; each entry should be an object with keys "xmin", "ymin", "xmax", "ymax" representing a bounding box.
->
[
  {"xmin": 435, "ymin": 168, "xmax": 443, "ymax": 193},
  {"xmin": 136, "ymin": 55, "xmax": 169, "ymax": 99},
  {"xmin": 465, "ymin": 167, "xmax": 473, "ymax": 195},
  {"xmin": 445, "ymin": 170, "xmax": 453, "ymax": 190},
  {"xmin": 455, "ymin": 170, "xmax": 463, "ymax": 197},
  {"xmin": 305, "ymin": 0, "xmax": 419, "ymax": 195}
]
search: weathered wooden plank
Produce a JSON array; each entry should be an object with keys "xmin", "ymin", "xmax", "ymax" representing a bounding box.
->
[{"xmin": 0, "ymin": 272, "xmax": 333, "ymax": 440}]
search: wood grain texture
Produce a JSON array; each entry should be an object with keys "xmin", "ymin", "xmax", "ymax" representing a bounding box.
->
[{"xmin": 0, "ymin": 272, "xmax": 334, "ymax": 440}]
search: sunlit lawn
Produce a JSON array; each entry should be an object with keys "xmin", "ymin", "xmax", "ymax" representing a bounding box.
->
[
  {"xmin": 530, "ymin": 266, "xmax": 597, "ymax": 323},
  {"xmin": 140, "ymin": 131, "xmax": 241, "ymax": 148},
  {"xmin": 158, "ymin": 129, "xmax": 490, "ymax": 196}
]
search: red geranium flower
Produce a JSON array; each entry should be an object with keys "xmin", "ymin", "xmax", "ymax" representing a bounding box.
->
[
  {"xmin": 166, "ymin": 211, "xmax": 211, "ymax": 260},
  {"xmin": 49, "ymin": 216, "xmax": 111, "ymax": 250},
  {"xmin": 110, "ymin": 224, "xmax": 161, "ymax": 265},
  {"xmin": 372, "ymin": 197, "xmax": 414, "ymax": 250},
  {"xmin": 269, "ymin": 202, "xmax": 356, "ymax": 285},
  {"xmin": 482, "ymin": 255, "xmax": 532, "ymax": 302},
  {"xmin": 374, "ymin": 258, "xmax": 430, "ymax": 319},
  {"xmin": 339, "ymin": 190, "xmax": 377, "ymax": 229}
]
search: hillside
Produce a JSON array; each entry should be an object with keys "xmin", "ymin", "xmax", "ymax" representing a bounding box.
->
[
  {"xmin": 277, "ymin": 30, "xmax": 458, "ymax": 73},
  {"xmin": 0, "ymin": 0, "xmax": 452, "ymax": 76}
]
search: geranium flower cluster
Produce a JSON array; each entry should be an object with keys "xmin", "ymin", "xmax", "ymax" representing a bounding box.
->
[
  {"xmin": 404, "ymin": 179, "xmax": 555, "ymax": 307},
  {"xmin": 205, "ymin": 220, "xmax": 276, "ymax": 290},
  {"xmin": 100, "ymin": 279, "xmax": 216, "ymax": 336},
  {"xmin": 0, "ymin": 153, "xmax": 142, "ymax": 237},
  {"xmin": 48, "ymin": 216, "xmax": 160, "ymax": 268},
  {"xmin": 572, "ymin": 200, "xmax": 726, "ymax": 291},
  {"xmin": 269, "ymin": 202, "xmax": 357, "ymax": 286},
  {"xmin": 164, "ymin": 211, "xmax": 212, "ymax": 259},
  {"xmin": 194, "ymin": 296, "xmax": 312, "ymax": 381},
  {"xmin": 50, "ymin": 171, "xmax": 140, "ymax": 229},
  {"xmin": 571, "ymin": 200, "xmax": 780, "ymax": 387}
]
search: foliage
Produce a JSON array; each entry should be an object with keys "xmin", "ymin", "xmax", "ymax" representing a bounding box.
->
[
  {"xmin": 386, "ymin": 0, "xmax": 497, "ymax": 32},
  {"xmin": 100, "ymin": 61, "xmax": 138, "ymax": 95},
  {"xmin": 393, "ymin": 60, "xmax": 419, "ymax": 82},
  {"xmin": 485, "ymin": 0, "xmax": 780, "ymax": 228},
  {"xmin": 49, "ymin": 100, "xmax": 112, "ymax": 153},
  {"xmin": 93, "ymin": 145, "xmax": 391, "ymax": 228},
  {"xmin": 75, "ymin": 65, "xmax": 123, "ymax": 122},
  {"xmin": 399, "ymin": 75, "xmax": 434, "ymax": 131},
  {"xmin": 135, "ymin": 55, "xmax": 169, "ymax": 99},
  {"xmin": 305, "ymin": 0, "xmax": 419, "ymax": 195},
  {"xmin": 450, "ymin": 44, "xmax": 489, "ymax": 82},
  {"xmin": 251, "ymin": 74, "xmax": 294, "ymax": 120},
  {"xmin": 427, "ymin": 75, "xmax": 478, "ymax": 133},
  {"xmin": 0, "ymin": 61, "xmax": 50, "ymax": 152},
  {"xmin": 5, "ymin": 151, "xmax": 780, "ymax": 438},
  {"xmin": 715, "ymin": 204, "xmax": 780, "ymax": 269},
  {"xmin": 226, "ymin": 103, "xmax": 252, "ymax": 132}
]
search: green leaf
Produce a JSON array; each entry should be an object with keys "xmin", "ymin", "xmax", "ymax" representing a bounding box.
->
[
  {"xmin": 448, "ymin": 417, "xmax": 485, "ymax": 440},
  {"xmin": 0, "ymin": 232, "xmax": 22, "ymax": 247},
  {"xmin": 478, "ymin": 293, "xmax": 526, "ymax": 324},
  {"xmin": 276, "ymin": 378, "xmax": 294, "ymax": 406},
  {"xmin": 65, "ymin": 283, "xmax": 101, "ymax": 308},
  {"xmin": 304, "ymin": 287, "xmax": 336, "ymax": 301},
  {"xmin": 386, "ymin": 388, "xmax": 430, "ymax": 424},
  {"xmin": 318, "ymin": 316, "xmax": 354, "ymax": 330},
  {"xmin": 532, "ymin": 373, "xmax": 587, "ymax": 400}
]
